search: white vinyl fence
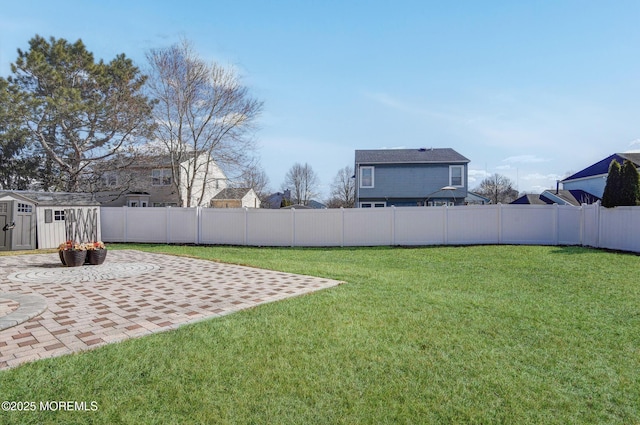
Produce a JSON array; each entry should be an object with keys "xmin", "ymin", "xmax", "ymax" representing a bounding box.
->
[{"xmin": 100, "ymin": 204, "xmax": 640, "ymax": 253}]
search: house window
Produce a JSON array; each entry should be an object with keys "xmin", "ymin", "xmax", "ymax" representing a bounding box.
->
[
  {"xmin": 54, "ymin": 210, "xmax": 65, "ymax": 221},
  {"xmin": 360, "ymin": 166, "xmax": 374, "ymax": 188},
  {"xmin": 17, "ymin": 203, "xmax": 33, "ymax": 213},
  {"xmin": 152, "ymin": 169, "xmax": 172, "ymax": 186},
  {"xmin": 360, "ymin": 202, "xmax": 386, "ymax": 208},
  {"xmin": 102, "ymin": 172, "xmax": 118, "ymax": 187},
  {"xmin": 449, "ymin": 165, "xmax": 464, "ymax": 187}
]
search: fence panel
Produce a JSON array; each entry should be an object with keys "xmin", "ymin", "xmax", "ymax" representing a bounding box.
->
[
  {"xmin": 447, "ymin": 205, "xmax": 500, "ymax": 245},
  {"xmin": 200, "ymin": 208, "xmax": 246, "ymax": 245},
  {"xmin": 343, "ymin": 208, "xmax": 392, "ymax": 246},
  {"xmin": 394, "ymin": 207, "xmax": 445, "ymax": 245},
  {"xmin": 167, "ymin": 208, "xmax": 198, "ymax": 244},
  {"xmin": 100, "ymin": 208, "xmax": 126, "ymax": 242},
  {"xmin": 123, "ymin": 208, "xmax": 169, "ymax": 243},
  {"xmin": 599, "ymin": 207, "xmax": 640, "ymax": 253},
  {"xmin": 99, "ymin": 205, "xmax": 640, "ymax": 253},
  {"xmin": 293, "ymin": 209, "xmax": 343, "ymax": 246},
  {"xmin": 581, "ymin": 204, "xmax": 599, "ymax": 247},
  {"xmin": 501, "ymin": 205, "xmax": 557, "ymax": 245},
  {"xmin": 557, "ymin": 205, "xmax": 582, "ymax": 245},
  {"xmin": 246, "ymin": 209, "xmax": 293, "ymax": 246}
]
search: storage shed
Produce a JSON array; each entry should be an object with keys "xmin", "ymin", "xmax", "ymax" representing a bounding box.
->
[{"xmin": 0, "ymin": 191, "xmax": 101, "ymax": 250}]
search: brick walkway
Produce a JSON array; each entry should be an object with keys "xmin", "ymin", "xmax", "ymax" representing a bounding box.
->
[{"xmin": 0, "ymin": 250, "xmax": 342, "ymax": 370}]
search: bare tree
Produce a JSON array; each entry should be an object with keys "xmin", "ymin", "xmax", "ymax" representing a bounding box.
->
[
  {"xmin": 232, "ymin": 159, "xmax": 271, "ymax": 201},
  {"xmin": 473, "ymin": 173, "xmax": 518, "ymax": 204},
  {"xmin": 282, "ymin": 162, "xmax": 319, "ymax": 206},
  {"xmin": 146, "ymin": 39, "xmax": 263, "ymax": 206},
  {"xmin": 326, "ymin": 165, "xmax": 355, "ymax": 208}
]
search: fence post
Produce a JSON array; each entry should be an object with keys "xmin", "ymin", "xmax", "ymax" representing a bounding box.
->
[
  {"xmin": 195, "ymin": 207, "xmax": 201, "ymax": 245},
  {"xmin": 165, "ymin": 207, "xmax": 171, "ymax": 244},
  {"xmin": 340, "ymin": 207, "xmax": 345, "ymax": 247},
  {"xmin": 497, "ymin": 204, "xmax": 503, "ymax": 244},
  {"xmin": 391, "ymin": 206, "xmax": 396, "ymax": 245},
  {"xmin": 443, "ymin": 204, "xmax": 448, "ymax": 245},
  {"xmin": 244, "ymin": 207, "xmax": 248, "ymax": 246},
  {"xmin": 291, "ymin": 207, "xmax": 296, "ymax": 247},
  {"xmin": 580, "ymin": 204, "xmax": 585, "ymax": 246},
  {"xmin": 123, "ymin": 206, "xmax": 128, "ymax": 243},
  {"xmin": 554, "ymin": 204, "xmax": 559, "ymax": 246},
  {"xmin": 596, "ymin": 202, "xmax": 602, "ymax": 248}
]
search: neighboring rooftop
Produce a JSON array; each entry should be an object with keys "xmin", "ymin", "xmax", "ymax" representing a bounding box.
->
[
  {"xmin": 211, "ymin": 188, "xmax": 253, "ymax": 200},
  {"xmin": 562, "ymin": 152, "xmax": 640, "ymax": 181},
  {"xmin": 355, "ymin": 148, "xmax": 470, "ymax": 164},
  {"xmin": 511, "ymin": 189, "xmax": 600, "ymax": 206}
]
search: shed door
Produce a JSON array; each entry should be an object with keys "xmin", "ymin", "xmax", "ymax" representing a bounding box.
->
[
  {"xmin": 13, "ymin": 202, "xmax": 36, "ymax": 250},
  {"xmin": 0, "ymin": 201, "xmax": 12, "ymax": 251}
]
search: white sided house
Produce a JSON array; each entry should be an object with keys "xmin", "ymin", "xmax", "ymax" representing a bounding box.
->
[
  {"xmin": 96, "ymin": 153, "xmax": 228, "ymax": 208},
  {"xmin": 0, "ymin": 191, "xmax": 101, "ymax": 250}
]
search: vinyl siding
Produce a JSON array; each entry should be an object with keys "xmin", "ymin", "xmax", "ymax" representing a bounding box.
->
[{"xmin": 357, "ymin": 163, "xmax": 468, "ymax": 199}]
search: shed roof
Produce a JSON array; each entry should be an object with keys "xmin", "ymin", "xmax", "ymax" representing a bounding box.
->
[
  {"xmin": 212, "ymin": 188, "xmax": 252, "ymax": 200},
  {"xmin": 355, "ymin": 148, "xmax": 469, "ymax": 164},
  {"xmin": 0, "ymin": 190, "xmax": 99, "ymax": 206}
]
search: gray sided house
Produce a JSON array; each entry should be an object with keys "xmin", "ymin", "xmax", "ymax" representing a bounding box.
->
[
  {"xmin": 0, "ymin": 191, "xmax": 100, "ymax": 250},
  {"xmin": 355, "ymin": 148, "xmax": 470, "ymax": 207}
]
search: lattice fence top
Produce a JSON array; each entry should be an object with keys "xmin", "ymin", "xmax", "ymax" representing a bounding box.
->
[{"xmin": 64, "ymin": 208, "xmax": 98, "ymax": 243}]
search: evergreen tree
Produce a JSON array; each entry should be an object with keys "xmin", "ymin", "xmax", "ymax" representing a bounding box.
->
[
  {"xmin": 0, "ymin": 78, "xmax": 40, "ymax": 189},
  {"xmin": 601, "ymin": 160, "xmax": 622, "ymax": 208},
  {"xmin": 7, "ymin": 35, "xmax": 155, "ymax": 192},
  {"xmin": 620, "ymin": 160, "xmax": 640, "ymax": 206}
]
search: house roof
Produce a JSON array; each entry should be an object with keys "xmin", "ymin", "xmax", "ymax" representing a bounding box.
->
[
  {"xmin": 511, "ymin": 194, "xmax": 550, "ymax": 205},
  {"xmin": 212, "ymin": 188, "xmax": 253, "ymax": 200},
  {"xmin": 0, "ymin": 190, "xmax": 99, "ymax": 206},
  {"xmin": 511, "ymin": 190, "xmax": 600, "ymax": 206},
  {"xmin": 355, "ymin": 148, "xmax": 470, "ymax": 164},
  {"xmin": 540, "ymin": 190, "xmax": 600, "ymax": 206},
  {"xmin": 562, "ymin": 153, "xmax": 640, "ymax": 181}
]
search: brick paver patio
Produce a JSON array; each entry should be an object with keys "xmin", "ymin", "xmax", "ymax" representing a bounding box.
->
[{"xmin": 0, "ymin": 250, "xmax": 342, "ymax": 370}]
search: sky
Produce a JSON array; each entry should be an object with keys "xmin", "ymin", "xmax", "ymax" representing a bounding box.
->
[{"xmin": 2, "ymin": 0, "xmax": 640, "ymax": 198}]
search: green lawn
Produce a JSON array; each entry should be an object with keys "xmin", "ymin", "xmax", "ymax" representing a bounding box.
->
[{"xmin": 1, "ymin": 245, "xmax": 639, "ymax": 424}]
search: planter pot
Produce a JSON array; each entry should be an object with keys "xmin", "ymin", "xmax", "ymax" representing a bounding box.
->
[
  {"xmin": 59, "ymin": 250, "xmax": 66, "ymax": 266},
  {"xmin": 62, "ymin": 250, "xmax": 86, "ymax": 267},
  {"xmin": 87, "ymin": 249, "xmax": 107, "ymax": 265}
]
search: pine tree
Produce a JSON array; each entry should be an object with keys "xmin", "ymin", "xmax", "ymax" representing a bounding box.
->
[
  {"xmin": 601, "ymin": 160, "xmax": 622, "ymax": 208},
  {"xmin": 7, "ymin": 35, "xmax": 155, "ymax": 192}
]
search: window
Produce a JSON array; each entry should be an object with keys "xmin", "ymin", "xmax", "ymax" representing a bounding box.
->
[
  {"xmin": 359, "ymin": 202, "xmax": 386, "ymax": 208},
  {"xmin": 449, "ymin": 165, "xmax": 464, "ymax": 187},
  {"xmin": 102, "ymin": 172, "xmax": 118, "ymax": 187},
  {"xmin": 54, "ymin": 210, "xmax": 65, "ymax": 221},
  {"xmin": 152, "ymin": 169, "xmax": 172, "ymax": 186},
  {"xmin": 17, "ymin": 203, "xmax": 33, "ymax": 213},
  {"xmin": 360, "ymin": 166, "xmax": 374, "ymax": 188}
]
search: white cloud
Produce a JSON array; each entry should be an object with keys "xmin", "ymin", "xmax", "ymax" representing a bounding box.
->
[
  {"xmin": 521, "ymin": 173, "xmax": 563, "ymax": 181},
  {"xmin": 502, "ymin": 155, "xmax": 550, "ymax": 164},
  {"xmin": 495, "ymin": 165, "xmax": 512, "ymax": 170},
  {"xmin": 626, "ymin": 139, "xmax": 640, "ymax": 152}
]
